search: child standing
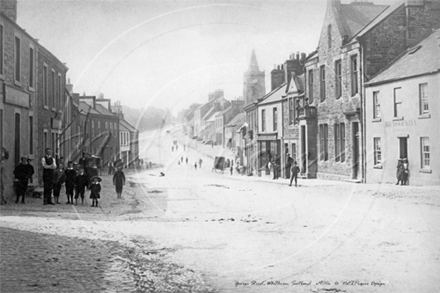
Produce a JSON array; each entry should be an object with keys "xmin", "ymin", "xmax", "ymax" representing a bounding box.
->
[
  {"xmin": 74, "ymin": 168, "xmax": 88, "ymax": 205},
  {"xmin": 113, "ymin": 166, "xmax": 125, "ymax": 199},
  {"xmin": 64, "ymin": 161, "xmax": 76, "ymax": 204},
  {"xmin": 90, "ymin": 176, "xmax": 101, "ymax": 207},
  {"xmin": 53, "ymin": 163, "xmax": 65, "ymax": 204}
]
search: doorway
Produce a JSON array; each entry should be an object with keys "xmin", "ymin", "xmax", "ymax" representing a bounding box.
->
[
  {"xmin": 352, "ymin": 122, "xmax": 360, "ymax": 179},
  {"xmin": 399, "ymin": 137, "xmax": 408, "ymax": 159}
]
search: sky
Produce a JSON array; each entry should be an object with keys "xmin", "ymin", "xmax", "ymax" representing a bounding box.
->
[{"xmin": 17, "ymin": 0, "xmax": 395, "ymax": 115}]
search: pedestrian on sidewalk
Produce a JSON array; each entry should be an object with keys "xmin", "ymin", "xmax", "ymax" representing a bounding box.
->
[
  {"xmin": 289, "ymin": 161, "xmax": 300, "ymax": 187},
  {"xmin": 194, "ymin": 162, "xmax": 197, "ymax": 170},
  {"xmin": 113, "ymin": 166, "xmax": 125, "ymax": 199},
  {"xmin": 186, "ymin": 157, "xmax": 188, "ymax": 164},
  {"xmin": 26, "ymin": 158, "xmax": 35, "ymax": 184},
  {"xmin": 402, "ymin": 158, "xmax": 409, "ymax": 185},
  {"xmin": 42, "ymin": 148, "xmax": 56, "ymax": 205},
  {"xmin": 199, "ymin": 158, "xmax": 203, "ymax": 168},
  {"xmin": 90, "ymin": 176, "xmax": 101, "ymax": 207},
  {"xmin": 13, "ymin": 156, "xmax": 30, "ymax": 204},
  {"xmin": 53, "ymin": 162, "xmax": 65, "ymax": 204},
  {"xmin": 64, "ymin": 161, "xmax": 76, "ymax": 204},
  {"xmin": 230, "ymin": 164, "xmax": 233, "ymax": 175},
  {"xmin": 396, "ymin": 159, "xmax": 404, "ymax": 185},
  {"xmin": 74, "ymin": 168, "xmax": 88, "ymax": 205},
  {"xmin": 108, "ymin": 160, "xmax": 114, "ymax": 175}
]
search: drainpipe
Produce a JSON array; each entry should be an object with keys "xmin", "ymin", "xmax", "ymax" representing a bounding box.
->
[{"xmin": 358, "ymin": 37, "xmax": 367, "ymax": 183}]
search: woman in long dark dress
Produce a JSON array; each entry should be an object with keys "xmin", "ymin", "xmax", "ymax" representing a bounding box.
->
[
  {"xmin": 113, "ymin": 166, "xmax": 125, "ymax": 199},
  {"xmin": 90, "ymin": 176, "xmax": 101, "ymax": 207}
]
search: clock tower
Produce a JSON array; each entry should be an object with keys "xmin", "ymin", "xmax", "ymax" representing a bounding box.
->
[{"xmin": 243, "ymin": 50, "xmax": 265, "ymax": 106}]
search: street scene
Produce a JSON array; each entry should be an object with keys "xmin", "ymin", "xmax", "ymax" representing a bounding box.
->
[{"xmin": 1, "ymin": 0, "xmax": 440, "ymax": 292}]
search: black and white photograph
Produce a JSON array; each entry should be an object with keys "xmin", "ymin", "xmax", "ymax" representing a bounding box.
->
[{"xmin": 0, "ymin": 0, "xmax": 439, "ymax": 292}]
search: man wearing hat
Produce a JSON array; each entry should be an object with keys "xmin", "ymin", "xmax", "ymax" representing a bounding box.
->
[{"xmin": 13, "ymin": 156, "xmax": 30, "ymax": 203}]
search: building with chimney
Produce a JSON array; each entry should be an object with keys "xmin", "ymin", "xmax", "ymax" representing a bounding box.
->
[
  {"xmin": 303, "ymin": 0, "xmax": 440, "ymax": 182},
  {"xmin": 242, "ymin": 50, "xmax": 266, "ymax": 175},
  {"xmin": 365, "ymin": 29, "xmax": 440, "ymax": 185},
  {"xmin": 0, "ymin": 3, "xmax": 40, "ymax": 196}
]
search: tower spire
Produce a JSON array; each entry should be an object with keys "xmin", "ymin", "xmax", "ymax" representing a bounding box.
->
[{"xmin": 248, "ymin": 50, "xmax": 260, "ymax": 72}]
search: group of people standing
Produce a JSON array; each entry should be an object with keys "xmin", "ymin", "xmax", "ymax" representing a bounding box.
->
[{"xmin": 396, "ymin": 158, "xmax": 410, "ymax": 185}]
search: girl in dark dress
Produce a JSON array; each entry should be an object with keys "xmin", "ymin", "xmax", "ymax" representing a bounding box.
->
[
  {"xmin": 113, "ymin": 167, "xmax": 125, "ymax": 199},
  {"xmin": 90, "ymin": 177, "xmax": 101, "ymax": 207}
]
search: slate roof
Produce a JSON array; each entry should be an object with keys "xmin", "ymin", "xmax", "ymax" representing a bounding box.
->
[
  {"xmin": 120, "ymin": 119, "xmax": 138, "ymax": 132},
  {"xmin": 95, "ymin": 104, "xmax": 116, "ymax": 117},
  {"xmin": 202, "ymin": 107, "xmax": 216, "ymax": 120},
  {"xmin": 367, "ymin": 30, "xmax": 440, "ymax": 85},
  {"xmin": 347, "ymin": 1, "xmax": 403, "ymax": 44},
  {"xmin": 339, "ymin": 2, "xmax": 388, "ymax": 40},
  {"xmin": 258, "ymin": 83, "xmax": 287, "ymax": 106},
  {"xmin": 225, "ymin": 112, "xmax": 245, "ymax": 127},
  {"xmin": 78, "ymin": 101, "xmax": 99, "ymax": 115}
]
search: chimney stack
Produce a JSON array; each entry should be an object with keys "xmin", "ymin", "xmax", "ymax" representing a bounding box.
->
[
  {"xmin": 271, "ymin": 64, "xmax": 285, "ymax": 91},
  {"xmin": 0, "ymin": 0, "xmax": 17, "ymax": 22}
]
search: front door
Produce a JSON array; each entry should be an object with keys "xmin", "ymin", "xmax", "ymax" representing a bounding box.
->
[
  {"xmin": 399, "ymin": 137, "xmax": 408, "ymax": 159},
  {"xmin": 352, "ymin": 122, "xmax": 360, "ymax": 179}
]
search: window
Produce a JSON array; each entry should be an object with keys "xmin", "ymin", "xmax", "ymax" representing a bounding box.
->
[
  {"xmin": 291, "ymin": 143, "xmax": 297, "ymax": 162},
  {"xmin": 29, "ymin": 47, "xmax": 34, "ymax": 88},
  {"xmin": 335, "ymin": 123, "xmax": 340, "ymax": 162},
  {"xmin": 14, "ymin": 36, "xmax": 21, "ymax": 82},
  {"xmin": 340, "ymin": 123, "xmax": 345, "ymax": 162},
  {"xmin": 319, "ymin": 124, "xmax": 328, "ymax": 161},
  {"xmin": 58, "ymin": 74, "xmax": 62, "ymax": 110},
  {"xmin": 289, "ymin": 98, "xmax": 295, "ymax": 125},
  {"xmin": 43, "ymin": 65, "xmax": 48, "ymax": 106},
  {"xmin": 421, "ymin": 137, "xmax": 430, "ymax": 169},
  {"xmin": 394, "ymin": 88, "xmax": 402, "ymax": 118},
  {"xmin": 350, "ymin": 55, "xmax": 358, "ymax": 96},
  {"xmin": 335, "ymin": 60, "xmax": 342, "ymax": 99},
  {"xmin": 51, "ymin": 70, "xmax": 55, "ymax": 108},
  {"xmin": 320, "ymin": 65, "xmax": 326, "ymax": 102},
  {"xmin": 419, "ymin": 83, "xmax": 428, "ymax": 115},
  {"xmin": 262, "ymin": 109, "xmax": 266, "ymax": 132},
  {"xmin": 328, "ymin": 24, "xmax": 332, "ymax": 48},
  {"xmin": 373, "ymin": 91, "xmax": 381, "ymax": 119},
  {"xmin": 0, "ymin": 24, "xmax": 4, "ymax": 75},
  {"xmin": 273, "ymin": 107, "xmax": 278, "ymax": 131},
  {"xmin": 29, "ymin": 116, "xmax": 33, "ymax": 154},
  {"xmin": 308, "ymin": 69, "xmax": 314, "ymax": 103},
  {"xmin": 373, "ymin": 137, "xmax": 381, "ymax": 165}
]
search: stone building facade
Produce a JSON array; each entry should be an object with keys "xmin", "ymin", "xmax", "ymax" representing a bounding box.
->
[
  {"xmin": 304, "ymin": 0, "xmax": 440, "ymax": 182},
  {"xmin": 0, "ymin": 9, "xmax": 40, "ymax": 198}
]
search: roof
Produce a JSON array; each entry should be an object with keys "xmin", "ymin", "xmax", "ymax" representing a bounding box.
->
[
  {"xmin": 339, "ymin": 2, "xmax": 388, "ymax": 41},
  {"xmin": 258, "ymin": 82, "xmax": 287, "ymax": 106},
  {"xmin": 347, "ymin": 1, "xmax": 402, "ymax": 44},
  {"xmin": 95, "ymin": 104, "xmax": 116, "ymax": 117},
  {"xmin": 367, "ymin": 29, "xmax": 440, "ymax": 85},
  {"xmin": 225, "ymin": 112, "xmax": 245, "ymax": 127},
  {"xmin": 78, "ymin": 101, "xmax": 99, "ymax": 115},
  {"xmin": 207, "ymin": 111, "xmax": 220, "ymax": 122},
  {"xmin": 202, "ymin": 107, "xmax": 216, "ymax": 120},
  {"xmin": 120, "ymin": 119, "xmax": 138, "ymax": 132},
  {"xmin": 215, "ymin": 105, "xmax": 233, "ymax": 117}
]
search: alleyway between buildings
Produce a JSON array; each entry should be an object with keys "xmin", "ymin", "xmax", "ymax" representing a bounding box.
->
[{"xmin": 1, "ymin": 126, "xmax": 439, "ymax": 293}]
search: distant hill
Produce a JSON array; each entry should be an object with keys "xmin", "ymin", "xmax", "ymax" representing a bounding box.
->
[{"xmin": 121, "ymin": 105, "xmax": 174, "ymax": 132}]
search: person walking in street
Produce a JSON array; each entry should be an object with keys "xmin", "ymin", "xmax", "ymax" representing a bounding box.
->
[
  {"xmin": 74, "ymin": 168, "xmax": 88, "ymax": 205},
  {"xmin": 90, "ymin": 176, "xmax": 101, "ymax": 207},
  {"xmin": 42, "ymin": 148, "xmax": 56, "ymax": 205},
  {"xmin": 53, "ymin": 162, "xmax": 65, "ymax": 204},
  {"xmin": 64, "ymin": 161, "xmax": 76, "ymax": 204},
  {"xmin": 289, "ymin": 161, "xmax": 300, "ymax": 187},
  {"xmin": 13, "ymin": 156, "xmax": 30, "ymax": 204},
  {"xmin": 108, "ymin": 160, "xmax": 114, "ymax": 175},
  {"xmin": 199, "ymin": 158, "xmax": 203, "ymax": 169},
  {"xmin": 113, "ymin": 166, "xmax": 125, "ymax": 199},
  {"xmin": 186, "ymin": 157, "xmax": 188, "ymax": 164},
  {"xmin": 194, "ymin": 162, "xmax": 197, "ymax": 170}
]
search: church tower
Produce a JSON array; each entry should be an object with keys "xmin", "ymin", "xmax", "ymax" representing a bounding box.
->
[{"xmin": 243, "ymin": 50, "xmax": 265, "ymax": 106}]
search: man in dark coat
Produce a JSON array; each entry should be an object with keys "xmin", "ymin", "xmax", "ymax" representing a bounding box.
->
[
  {"xmin": 41, "ymin": 148, "xmax": 56, "ymax": 205},
  {"xmin": 289, "ymin": 161, "xmax": 301, "ymax": 187},
  {"xmin": 13, "ymin": 156, "xmax": 30, "ymax": 203}
]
